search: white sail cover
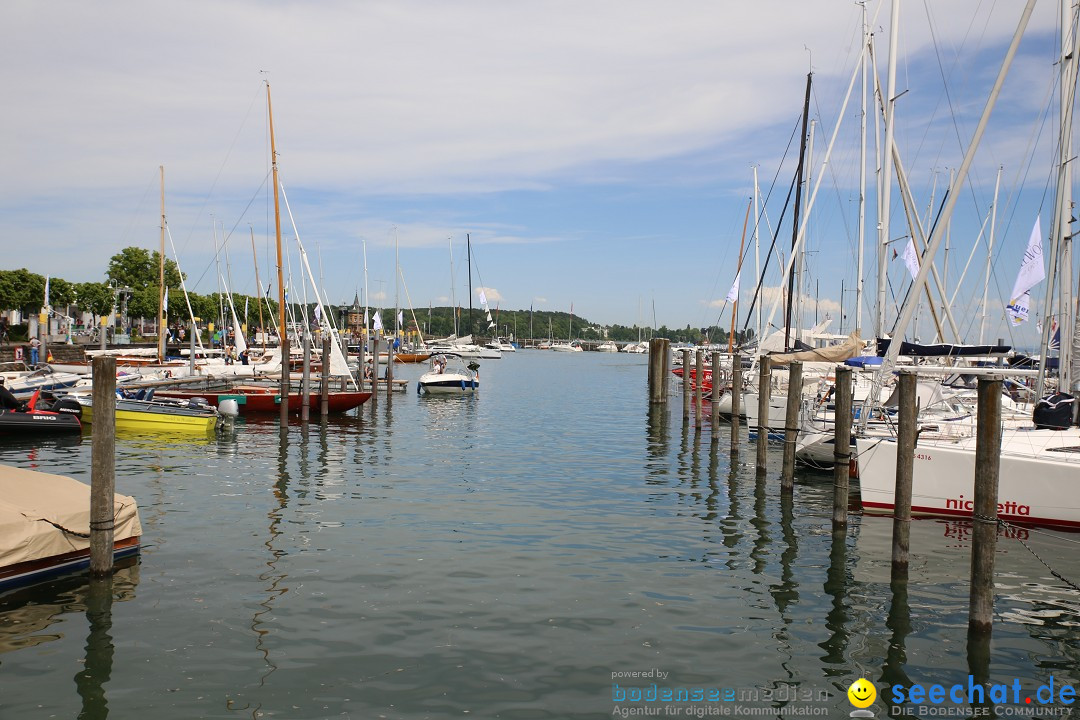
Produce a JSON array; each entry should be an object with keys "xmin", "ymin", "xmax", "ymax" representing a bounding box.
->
[{"xmin": 0, "ymin": 464, "xmax": 141, "ymax": 569}]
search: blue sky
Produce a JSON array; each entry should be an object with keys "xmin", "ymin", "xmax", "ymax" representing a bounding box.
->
[{"xmin": 0, "ymin": 1, "xmax": 1072, "ymax": 347}]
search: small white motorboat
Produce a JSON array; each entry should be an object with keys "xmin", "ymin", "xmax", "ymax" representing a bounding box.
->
[{"xmin": 417, "ymin": 354, "xmax": 480, "ymax": 395}]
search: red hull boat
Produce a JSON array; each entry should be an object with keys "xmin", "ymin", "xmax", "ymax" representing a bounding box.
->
[{"xmin": 156, "ymin": 385, "xmax": 371, "ymax": 414}]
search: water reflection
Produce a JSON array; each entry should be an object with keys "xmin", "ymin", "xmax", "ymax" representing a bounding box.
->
[{"xmin": 75, "ymin": 575, "xmax": 114, "ymax": 720}]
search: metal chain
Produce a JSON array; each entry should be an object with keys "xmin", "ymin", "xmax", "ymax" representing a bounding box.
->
[{"xmin": 977, "ymin": 514, "xmax": 1080, "ymax": 593}]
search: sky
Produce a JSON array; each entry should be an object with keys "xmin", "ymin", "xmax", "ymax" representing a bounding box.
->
[{"xmin": 0, "ymin": 1, "xmax": 1072, "ymax": 347}]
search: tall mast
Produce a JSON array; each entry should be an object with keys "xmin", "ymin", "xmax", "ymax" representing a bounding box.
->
[
  {"xmin": 876, "ymin": 0, "xmax": 900, "ymax": 339},
  {"xmin": 1060, "ymin": 0, "xmax": 1080, "ymax": 392},
  {"xmin": 251, "ymin": 226, "xmax": 266, "ymax": 352},
  {"xmin": 729, "ymin": 198, "xmax": 752, "ymax": 354},
  {"xmin": 467, "ymin": 233, "xmax": 473, "ymax": 338},
  {"xmin": 449, "ymin": 237, "xmax": 457, "ymax": 336},
  {"xmin": 753, "ymin": 166, "xmax": 762, "ymax": 343},
  {"xmin": 785, "ymin": 72, "xmax": 812, "ymax": 352},
  {"xmin": 394, "ymin": 226, "xmax": 400, "ymax": 338},
  {"xmin": 267, "ymin": 82, "xmax": 289, "ymax": 427},
  {"xmin": 158, "ymin": 165, "xmax": 166, "ymax": 364},
  {"xmin": 980, "ymin": 167, "xmax": 1002, "ymax": 345},
  {"xmin": 856, "ymin": 1, "xmax": 868, "ymax": 335}
]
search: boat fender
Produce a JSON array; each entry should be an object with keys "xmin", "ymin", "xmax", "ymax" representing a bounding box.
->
[
  {"xmin": 461, "ymin": 379, "xmax": 466, "ymax": 391},
  {"xmin": 218, "ymin": 398, "xmax": 240, "ymax": 418}
]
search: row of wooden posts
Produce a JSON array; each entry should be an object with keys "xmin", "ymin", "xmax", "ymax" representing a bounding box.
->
[{"xmin": 647, "ymin": 337, "xmax": 1003, "ymax": 636}]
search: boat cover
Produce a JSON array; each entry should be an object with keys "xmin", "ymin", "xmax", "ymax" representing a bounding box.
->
[
  {"xmin": 767, "ymin": 332, "xmax": 864, "ymax": 366},
  {"xmin": 876, "ymin": 338, "xmax": 1010, "ymax": 357},
  {"xmin": 0, "ymin": 464, "xmax": 141, "ymax": 570}
]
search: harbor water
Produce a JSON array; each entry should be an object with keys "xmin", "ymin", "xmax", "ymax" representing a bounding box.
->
[{"xmin": 2, "ymin": 351, "xmax": 1079, "ymax": 718}]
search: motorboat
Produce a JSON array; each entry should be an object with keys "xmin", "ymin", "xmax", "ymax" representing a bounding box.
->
[
  {"xmin": 418, "ymin": 354, "xmax": 479, "ymax": 395},
  {"xmin": 550, "ymin": 341, "xmax": 583, "ymax": 353},
  {"xmin": 596, "ymin": 341, "xmax": 618, "ymax": 352},
  {"xmin": 156, "ymin": 383, "xmax": 372, "ymax": 414},
  {"xmin": 0, "ymin": 392, "xmax": 83, "ymax": 435},
  {"xmin": 0, "ymin": 365, "xmax": 83, "ymax": 400},
  {"xmin": 74, "ymin": 389, "xmax": 223, "ymax": 434},
  {"xmin": 486, "ymin": 337, "xmax": 517, "ymax": 353}
]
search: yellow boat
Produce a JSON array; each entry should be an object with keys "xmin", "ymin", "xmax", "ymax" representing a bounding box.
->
[{"xmin": 77, "ymin": 396, "xmax": 219, "ymax": 435}]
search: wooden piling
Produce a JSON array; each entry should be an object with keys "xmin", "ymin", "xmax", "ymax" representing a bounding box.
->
[
  {"xmin": 682, "ymin": 349, "xmax": 691, "ymax": 420},
  {"xmin": 385, "ymin": 336, "xmax": 394, "ymax": 400},
  {"xmin": 892, "ymin": 371, "xmax": 917, "ymax": 575},
  {"xmin": 710, "ymin": 351, "xmax": 721, "ymax": 441},
  {"xmin": 89, "ymin": 356, "xmax": 117, "ymax": 575},
  {"xmin": 320, "ymin": 336, "xmax": 330, "ymax": 415},
  {"xmin": 755, "ymin": 357, "xmax": 771, "ymax": 474},
  {"xmin": 370, "ymin": 335, "xmax": 379, "ymax": 405},
  {"xmin": 694, "ymin": 350, "xmax": 704, "ymax": 429},
  {"xmin": 781, "ymin": 361, "xmax": 803, "ymax": 490},
  {"xmin": 730, "ymin": 357, "xmax": 742, "ymax": 454},
  {"xmin": 660, "ymin": 339, "xmax": 671, "ymax": 402},
  {"xmin": 301, "ymin": 328, "xmax": 311, "ymax": 423},
  {"xmin": 969, "ymin": 375, "xmax": 1003, "ymax": 635},
  {"xmin": 832, "ymin": 365, "xmax": 852, "ymax": 527}
]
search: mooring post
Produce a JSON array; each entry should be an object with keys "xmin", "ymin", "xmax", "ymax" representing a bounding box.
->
[
  {"xmin": 832, "ymin": 365, "xmax": 853, "ymax": 527},
  {"xmin": 370, "ymin": 335, "xmax": 379, "ymax": 405},
  {"xmin": 188, "ymin": 321, "xmax": 196, "ymax": 376},
  {"xmin": 755, "ymin": 356, "xmax": 771, "ymax": 475},
  {"xmin": 731, "ymin": 357, "xmax": 742, "ymax": 455},
  {"xmin": 969, "ymin": 375, "xmax": 1003, "ymax": 635},
  {"xmin": 694, "ymin": 350, "xmax": 704, "ymax": 429},
  {"xmin": 781, "ymin": 361, "xmax": 803, "ymax": 490},
  {"xmin": 681, "ymin": 349, "xmax": 691, "ymax": 421},
  {"xmin": 648, "ymin": 338, "xmax": 663, "ymax": 404},
  {"xmin": 710, "ymin": 351, "xmax": 721, "ymax": 441},
  {"xmin": 892, "ymin": 371, "xmax": 917, "ymax": 576},
  {"xmin": 660, "ymin": 339, "xmax": 671, "ymax": 402},
  {"xmin": 385, "ymin": 336, "xmax": 394, "ymax": 400},
  {"xmin": 301, "ymin": 328, "xmax": 311, "ymax": 422},
  {"xmin": 89, "ymin": 356, "xmax": 117, "ymax": 575},
  {"xmin": 321, "ymin": 336, "xmax": 330, "ymax": 415}
]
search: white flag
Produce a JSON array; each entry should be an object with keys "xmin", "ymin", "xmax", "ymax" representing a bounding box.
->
[
  {"xmin": 902, "ymin": 239, "xmax": 920, "ymax": 281},
  {"xmin": 163, "ymin": 287, "xmax": 168, "ymax": 314},
  {"xmin": 1010, "ymin": 217, "xmax": 1045, "ymax": 303},
  {"xmin": 478, "ymin": 289, "xmax": 488, "ymax": 306},
  {"xmin": 372, "ymin": 311, "xmax": 383, "ymax": 332},
  {"xmin": 314, "ymin": 304, "xmax": 322, "ymax": 323},
  {"xmin": 397, "ymin": 310, "xmax": 403, "ymax": 327},
  {"xmin": 725, "ymin": 272, "xmax": 741, "ymax": 303},
  {"xmin": 44, "ymin": 275, "xmax": 50, "ymax": 309}
]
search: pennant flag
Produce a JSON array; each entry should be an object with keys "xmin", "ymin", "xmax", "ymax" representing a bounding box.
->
[
  {"xmin": 266, "ymin": 283, "xmax": 272, "ymax": 298},
  {"xmin": 1049, "ymin": 318, "xmax": 1061, "ymax": 352},
  {"xmin": 397, "ymin": 310, "xmax": 403, "ymax": 327},
  {"xmin": 284, "ymin": 284, "xmax": 289, "ymax": 302},
  {"xmin": 163, "ymin": 287, "xmax": 168, "ymax": 314},
  {"xmin": 372, "ymin": 311, "xmax": 383, "ymax": 332},
  {"xmin": 901, "ymin": 239, "xmax": 920, "ymax": 281},
  {"xmin": 478, "ymin": 289, "xmax": 488, "ymax": 306},
  {"xmin": 314, "ymin": 305, "xmax": 322, "ymax": 326},
  {"xmin": 44, "ymin": 275, "xmax": 50, "ymax": 309},
  {"xmin": 1007, "ymin": 217, "xmax": 1045, "ymax": 324},
  {"xmin": 725, "ymin": 272, "xmax": 741, "ymax": 303}
]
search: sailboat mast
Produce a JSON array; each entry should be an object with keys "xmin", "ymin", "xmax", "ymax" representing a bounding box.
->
[
  {"xmin": 449, "ymin": 237, "xmax": 457, "ymax": 336},
  {"xmin": 267, "ymin": 82, "xmax": 289, "ymax": 427},
  {"xmin": 467, "ymin": 233, "xmax": 473, "ymax": 338},
  {"xmin": 729, "ymin": 199, "xmax": 752, "ymax": 354},
  {"xmin": 158, "ymin": 165, "xmax": 166, "ymax": 364},
  {"xmin": 394, "ymin": 226, "xmax": 400, "ymax": 339},
  {"xmin": 785, "ymin": 72, "xmax": 812, "ymax": 352},
  {"xmin": 250, "ymin": 227, "xmax": 266, "ymax": 352},
  {"xmin": 980, "ymin": 167, "xmax": 1002, "ymax": 345},
  {"xmin": 876, "ymin": 0, "xmax": 900, "ymax": 340},
  {"xmin": 856, "ymin": 1, "xmax": 868, "ymax": 336}
]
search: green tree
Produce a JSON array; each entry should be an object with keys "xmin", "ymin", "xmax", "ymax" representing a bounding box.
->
[
  {"xmin": 0, "ymin": 269, "xmax": 46, "ymax": 314},
  {"xmin": 106, "ymin": 247, "xmax": 183, "ymax": 291},
  {"xmin": 72, "ymin": 282, "xmax": 114, "ymax": 316}
]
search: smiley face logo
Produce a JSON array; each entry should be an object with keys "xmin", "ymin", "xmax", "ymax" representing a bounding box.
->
[{"xmin": 847, "ymin": 678, "xmax": 877, "ymax": 708}]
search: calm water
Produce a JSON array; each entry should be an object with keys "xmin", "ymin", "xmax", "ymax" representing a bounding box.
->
[{"xmin": 2, "ymin": 351, "xmax": 1079, "ymax": 719}]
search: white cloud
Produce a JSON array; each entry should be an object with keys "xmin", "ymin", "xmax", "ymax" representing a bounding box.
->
[{"xmin": 475, "ymin": 286, "xmax": 502, "ymax": 303}]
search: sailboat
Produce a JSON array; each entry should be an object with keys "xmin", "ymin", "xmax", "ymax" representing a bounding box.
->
[
  {"xmin": 853, "ymin": 0, "xmax": 1080, "ymax": 529},
  {"xmin": 550, "ymin": 305, "xmax": 582, "ymax": 352}
]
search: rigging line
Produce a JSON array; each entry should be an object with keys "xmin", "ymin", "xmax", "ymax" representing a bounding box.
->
[
  {"xmin": 740, "ymin": 166, "xmax": 800, "ymax": 336},
  {"xmin": 178, "ymin": 82, "xmax": 266, "ymax": 259},
  {"xmin": 735, "ymin": 115, "xmax": 803, "ymax": 335},
  {"xmin": 184, "ymin": 170, "xmax": 273, "ymax": 291}
]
